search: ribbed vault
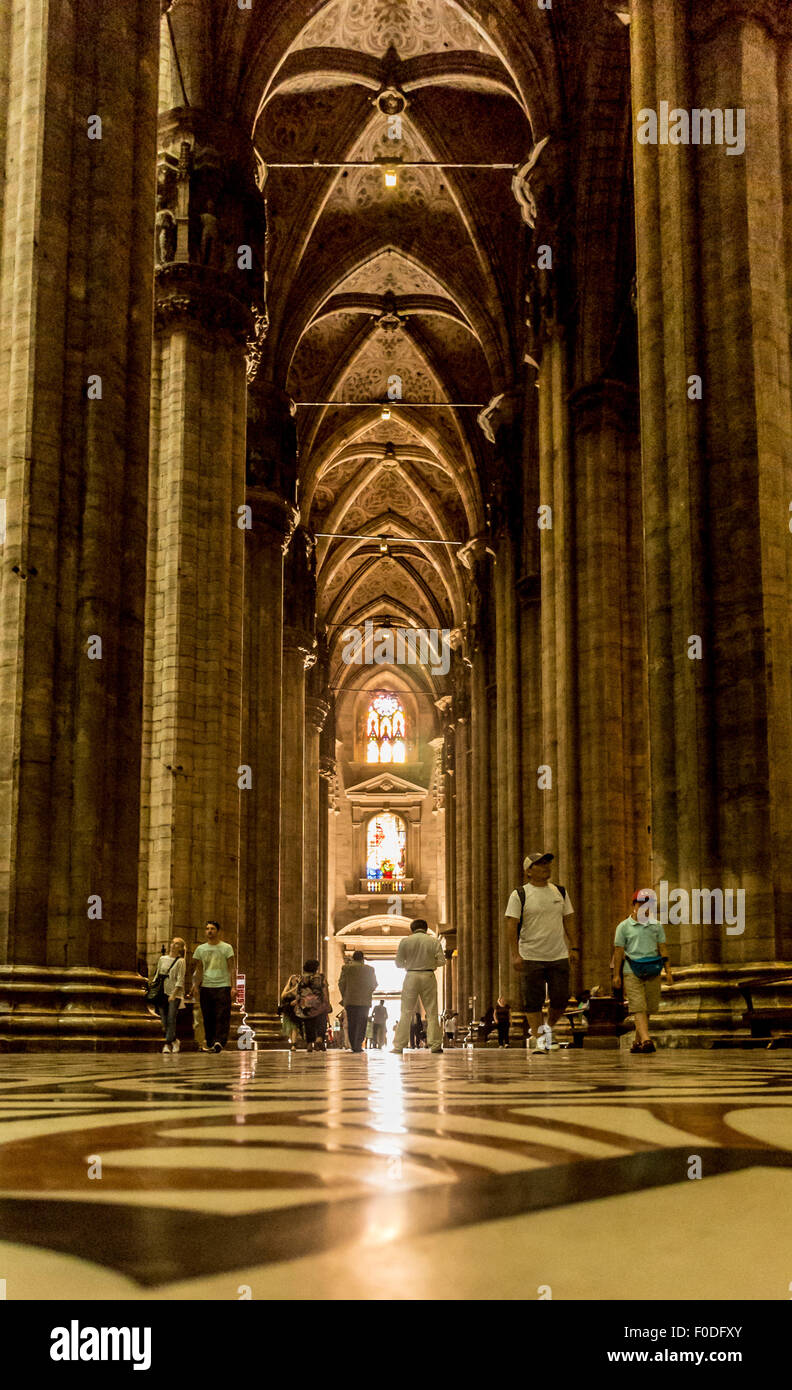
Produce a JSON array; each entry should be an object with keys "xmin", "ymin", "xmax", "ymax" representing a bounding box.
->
[{"xmin": 247, "ymin": 0, "xmax": 534, "ymax": 702}]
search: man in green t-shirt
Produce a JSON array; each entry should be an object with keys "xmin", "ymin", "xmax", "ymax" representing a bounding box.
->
[{"xmin": 192, "ymin": 921, "xmax": 235, "ymax": 1053}]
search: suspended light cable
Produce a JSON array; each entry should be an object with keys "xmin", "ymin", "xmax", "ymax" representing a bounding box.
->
[{"xmin": 315, "ymin": 532, "xmax": 463, "ymax": 545}]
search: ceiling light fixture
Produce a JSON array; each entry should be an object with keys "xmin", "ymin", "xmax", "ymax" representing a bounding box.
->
[
  {"xmin": 380, "ymin": 404, "xmax": 391, "ymax": 420},
  {"xmin": 383, "ymin": 165, "xmax": 399, "ymax": 190}
]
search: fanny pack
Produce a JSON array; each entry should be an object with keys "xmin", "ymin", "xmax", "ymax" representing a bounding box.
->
[{"xmin": 626, "ymin": 954, "xmax": 664, "ymax": 980}]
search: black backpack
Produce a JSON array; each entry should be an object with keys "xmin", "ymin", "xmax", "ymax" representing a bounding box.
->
[{"xmin": 515, "ymin": 883, "xmax": 566, "ymax": 937}]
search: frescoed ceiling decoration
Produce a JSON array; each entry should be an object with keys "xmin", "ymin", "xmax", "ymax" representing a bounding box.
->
[{"xmin": 253, "ymin": 0, "xmax": 532, "ymax": 701}]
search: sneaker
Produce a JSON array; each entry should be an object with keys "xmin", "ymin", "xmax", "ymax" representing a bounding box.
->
[
  {"xmin": 212, "ymin": 1042, "xmax": 223, "ymax": 1053},
  {"xmin": 630, "ymin": 1040, "xmax": 645, "ymax": 1054},
  {"xmin": 200, "ymin": 1045, "xmax": 212, "ymax": 1053},
  {"xmin": 641, "ymin": 1039, "xmax": 656, "ymax": 1053},
  {"xmin": 430, "ymin": 1047, "xmax": 443, "ymax": 1054},
  {"xmin": 162, "ymin": 1043, "xmax": 172, "ymax": 1053},
  {"xmin": 171, "ymin": 1039, "xmax": 180, "ymax": 1053}
]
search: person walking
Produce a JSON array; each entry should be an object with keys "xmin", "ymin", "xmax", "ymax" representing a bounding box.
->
[
  {"xmin": 504, "ymin": 851, "xmax": 580, "ymax": 1052},
  {"xmin": 391, "ymin": 920, "xmax": 446, "ymax": 1054},
  {"xmin": 613, "ymin": 890, "xmax": 674, "ymax": 1054},
  {"xmin": 371, "ymin": 1000, "xmax": 388, "ymax": 1049},
  {"xmin": 150, "ymin": 937, "xmax": 187, "ymax": 1053},
  {"xmin": 279, "ymin": 972, "xmax": 303, "ymax": 1049},
  {"xmin": 293, "ymin": 958, "xmax": 331, "ymax": 1052},
  {"xmin": 191, "ymin": 921, "xmax": 235, "ymax": 1053},
  {"xmin": 494, "ymin": 996, "xmax": 511, "ymax": 1047},
  {"xmin": 338, "ymin": 950, "xmax": 378, "ymax": 1053}
]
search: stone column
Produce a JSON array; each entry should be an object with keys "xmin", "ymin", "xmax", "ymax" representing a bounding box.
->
[
  {"xmin": 461, "ymin": 538, "xmax": 496, "ymax": 1024},
  {"xmin": 239, "ymin": 381, "xmax": 299, "ymax": 1039},
  {"xmin": 450, "ymin": 667, "xmax": 473, "ymax": 1024},
  {"xmin": 140, "ymin": 111, "xmax": 266, "ymax": 964},
  {"xmin": 239, "ymin": 487, "xmax": 297, "ymax": 1036},
  {"xmin": 304, "ymin": 694, "xmax": 330, "ymax": 964},
  {"xmin": 0, "ymin": 0, "xmax": 160, "ymax": 1046},
  {"xmin": 280, "ymin": 528, "xmax": 317, "ymax": 979},
  {"xmin": 569, "ymin": 380, "xmax": 649, "ymax": 988},
  {"xmin": 428, "ymin": 736, "xmax": 447, "ymax": 926},
  {"xmin": 631, "ymin": 0, "xmax": 792, "ymax": 1039}
]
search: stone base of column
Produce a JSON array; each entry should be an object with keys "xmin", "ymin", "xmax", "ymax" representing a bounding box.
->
[
  {"xmin": 654, "ymin": 963, "xmax": 792, "ymax": 1048},
  {"xmin": 244, "ymin": 1012, "xmax": 285, "ymax": 1048},
  {"xmin": 0, "ymin": 966, "xmax": 162, "ymax": 1051}
]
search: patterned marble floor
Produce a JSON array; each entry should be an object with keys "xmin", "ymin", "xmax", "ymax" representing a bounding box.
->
[{"xmin": 0, "ymin": 1047, "xmax": 790, "ymax": 1300}]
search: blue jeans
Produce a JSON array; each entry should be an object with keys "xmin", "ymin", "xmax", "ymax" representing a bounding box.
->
[{"xmin": 157, "ymin": 996, "xmax": 179, "ymax": 1044}]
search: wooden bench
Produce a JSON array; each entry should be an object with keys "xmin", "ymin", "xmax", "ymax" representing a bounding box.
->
[{"xmin": 738, "ymin": 977, "xmax": 792, "ymax": 1048}]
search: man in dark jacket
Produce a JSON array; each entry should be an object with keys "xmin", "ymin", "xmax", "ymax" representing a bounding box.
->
[{"xmin": 338, "ymin": 951, "xmax": 378, "ymax": 1052}]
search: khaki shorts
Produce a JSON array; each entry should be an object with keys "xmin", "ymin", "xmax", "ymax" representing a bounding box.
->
[{"xmin": 623, "ymin": 963, "xmax": 662, "ymax": 1016}]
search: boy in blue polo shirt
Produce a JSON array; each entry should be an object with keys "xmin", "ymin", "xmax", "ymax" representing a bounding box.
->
[{"xmin": 613, "ymin": 890, "xmax": 674, "ymax": 1054}]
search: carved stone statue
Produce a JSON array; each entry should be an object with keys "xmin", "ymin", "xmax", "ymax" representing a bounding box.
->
[
  {"xmin": 155, "ymin": 197, "xmax": 177, "ymax": 264},
  {"xmin": 199, "ymin": 199, "xmax": 220, "ymax": 266}
]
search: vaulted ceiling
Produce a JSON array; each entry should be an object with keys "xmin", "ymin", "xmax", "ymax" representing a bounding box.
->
[{"xmin": 251, "ymin": 0, "xmax": 533, "ymax": 698}]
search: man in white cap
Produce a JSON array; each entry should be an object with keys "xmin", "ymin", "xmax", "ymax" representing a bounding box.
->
[{"xmin": 504, "ymin": 852, "xmax": 579, "ymax": 1051}]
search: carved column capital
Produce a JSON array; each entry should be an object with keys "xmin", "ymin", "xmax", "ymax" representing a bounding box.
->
[
  {"xmin": 155, "ymin": 110, "xmax": 267, "ymax": 345},
  {"xmin": 246, "ymin": 489, "xmax": 298, "ymax": 548},
  {"xmin": 306, "ymin": 696, "xmax": 331, "ymax": 734},
  {"xmin": 283, "ymin": 626, "xmax": 316, "ymax": 669}
]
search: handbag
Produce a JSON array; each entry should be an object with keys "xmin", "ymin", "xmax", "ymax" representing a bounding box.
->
[
  {"xmin": 145, "ymin": 954, "xmax": 179, "ymax": 1006},
  {"xmin": 626, "ymin": 954, "xmax": 664, "ymax": 980}
]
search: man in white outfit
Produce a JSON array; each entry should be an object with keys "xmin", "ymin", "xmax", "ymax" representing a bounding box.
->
[{"xmin": 391, "ymin": 919, "xmax": 446, "ymax": 1054}]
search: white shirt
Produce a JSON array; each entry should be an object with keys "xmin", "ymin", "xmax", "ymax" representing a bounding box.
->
[
  {"xmin": 504, "ymin": 883, "xmax": 573, "ymax": 961},
  {"xmin": 395, "ymin": 931, "xmax": 446, "ymax": 972},
  {"xmin": 155, "ymin": 954, "xmax": 186, "ymax": 998}
]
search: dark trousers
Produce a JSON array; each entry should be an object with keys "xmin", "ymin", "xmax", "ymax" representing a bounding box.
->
[
  {"xmin": 346, "ymin": 1004, "xmax": 369, "ymax": 1052},
  {"xmin": 200, "ymin": 986, "xmax": 231, "ymax": 1048},
  {"xmin": 304, "ymin": 1012, "xmax": 326, "ymax": 1046},
  {"xmin": 497, "ymin": 1019, "xmax": 510, "ymax": 1046}
]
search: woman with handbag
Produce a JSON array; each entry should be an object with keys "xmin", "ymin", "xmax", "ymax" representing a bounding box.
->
[
  {"xmin": 279, "ymin": 972, "xmax": 303, "ymax": 1050},
  {"xmin": 293, "ymin": 958, "xmax": 331, "ymax": 1052},
  {"xmin": 613, "ymin": 891, "xmax": 674, "ymax": 1053},
  {"xmin": 147, "ymin": 938, "xmax": 187, "ymax": 1053}
]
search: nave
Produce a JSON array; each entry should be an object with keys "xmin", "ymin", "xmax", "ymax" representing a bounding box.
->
[{"xmin": 0, "ymin": 1050, "xmax": 790, "ymax": 1301}]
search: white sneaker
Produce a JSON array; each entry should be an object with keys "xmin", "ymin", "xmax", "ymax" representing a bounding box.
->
[
  {"xmin": 171, "ymin": 1039, "xmax": 180, "ymax": 1053},
  {"xmin": 162, "ymin": 1043, "xmax": 171, "ymax": 1053}
]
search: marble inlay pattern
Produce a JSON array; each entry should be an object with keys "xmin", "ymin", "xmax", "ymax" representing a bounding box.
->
[{"xmin": 0, "ymin": 1051, "xmax": 790, "ymax": 1299}]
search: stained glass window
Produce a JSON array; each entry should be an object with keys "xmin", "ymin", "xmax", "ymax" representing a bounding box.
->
[
  {"xmin": 365, "ymin": 693, "xmax": 406, "ymax": 763},
  {"xmin": 366, "ymin": 812, "xmax": 407, "ymax": 879}
]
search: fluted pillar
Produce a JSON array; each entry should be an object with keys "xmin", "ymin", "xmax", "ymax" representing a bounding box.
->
[
  {"xmin": 537, "ymin": 328, "xmax": 582, "ymax": 947},
  {"xmin": 240, "ymin": 381, "xmax": 299, "ymax": 1037},
  {"xmin": 280, "ymin": 618, "xmax": 316, "ymax": 979},
  {"xmin": 304, "ymin": 695, "xmax": 330, "ymax": 964},
  {"xmin": 240, "ymin": 488, "xmax": 297, "ymax": 1035},
  {"xmin": 569, "ymin": 380, "xmax": 649, "ymax": 987},
  {"xmin": 451, "ymin": 674, "xmax": 473, "ymax": 1022},
  {"xmin": 140, "ymin": 110, "xmax": 265, "ymax": 960},
  {"xmin": 0, "ymin": 0, "xmax": 160, "ymax": 1046},
  {"xmin": 631, "ymin": 0, "xmax": 792, "ymax": 1038}
]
